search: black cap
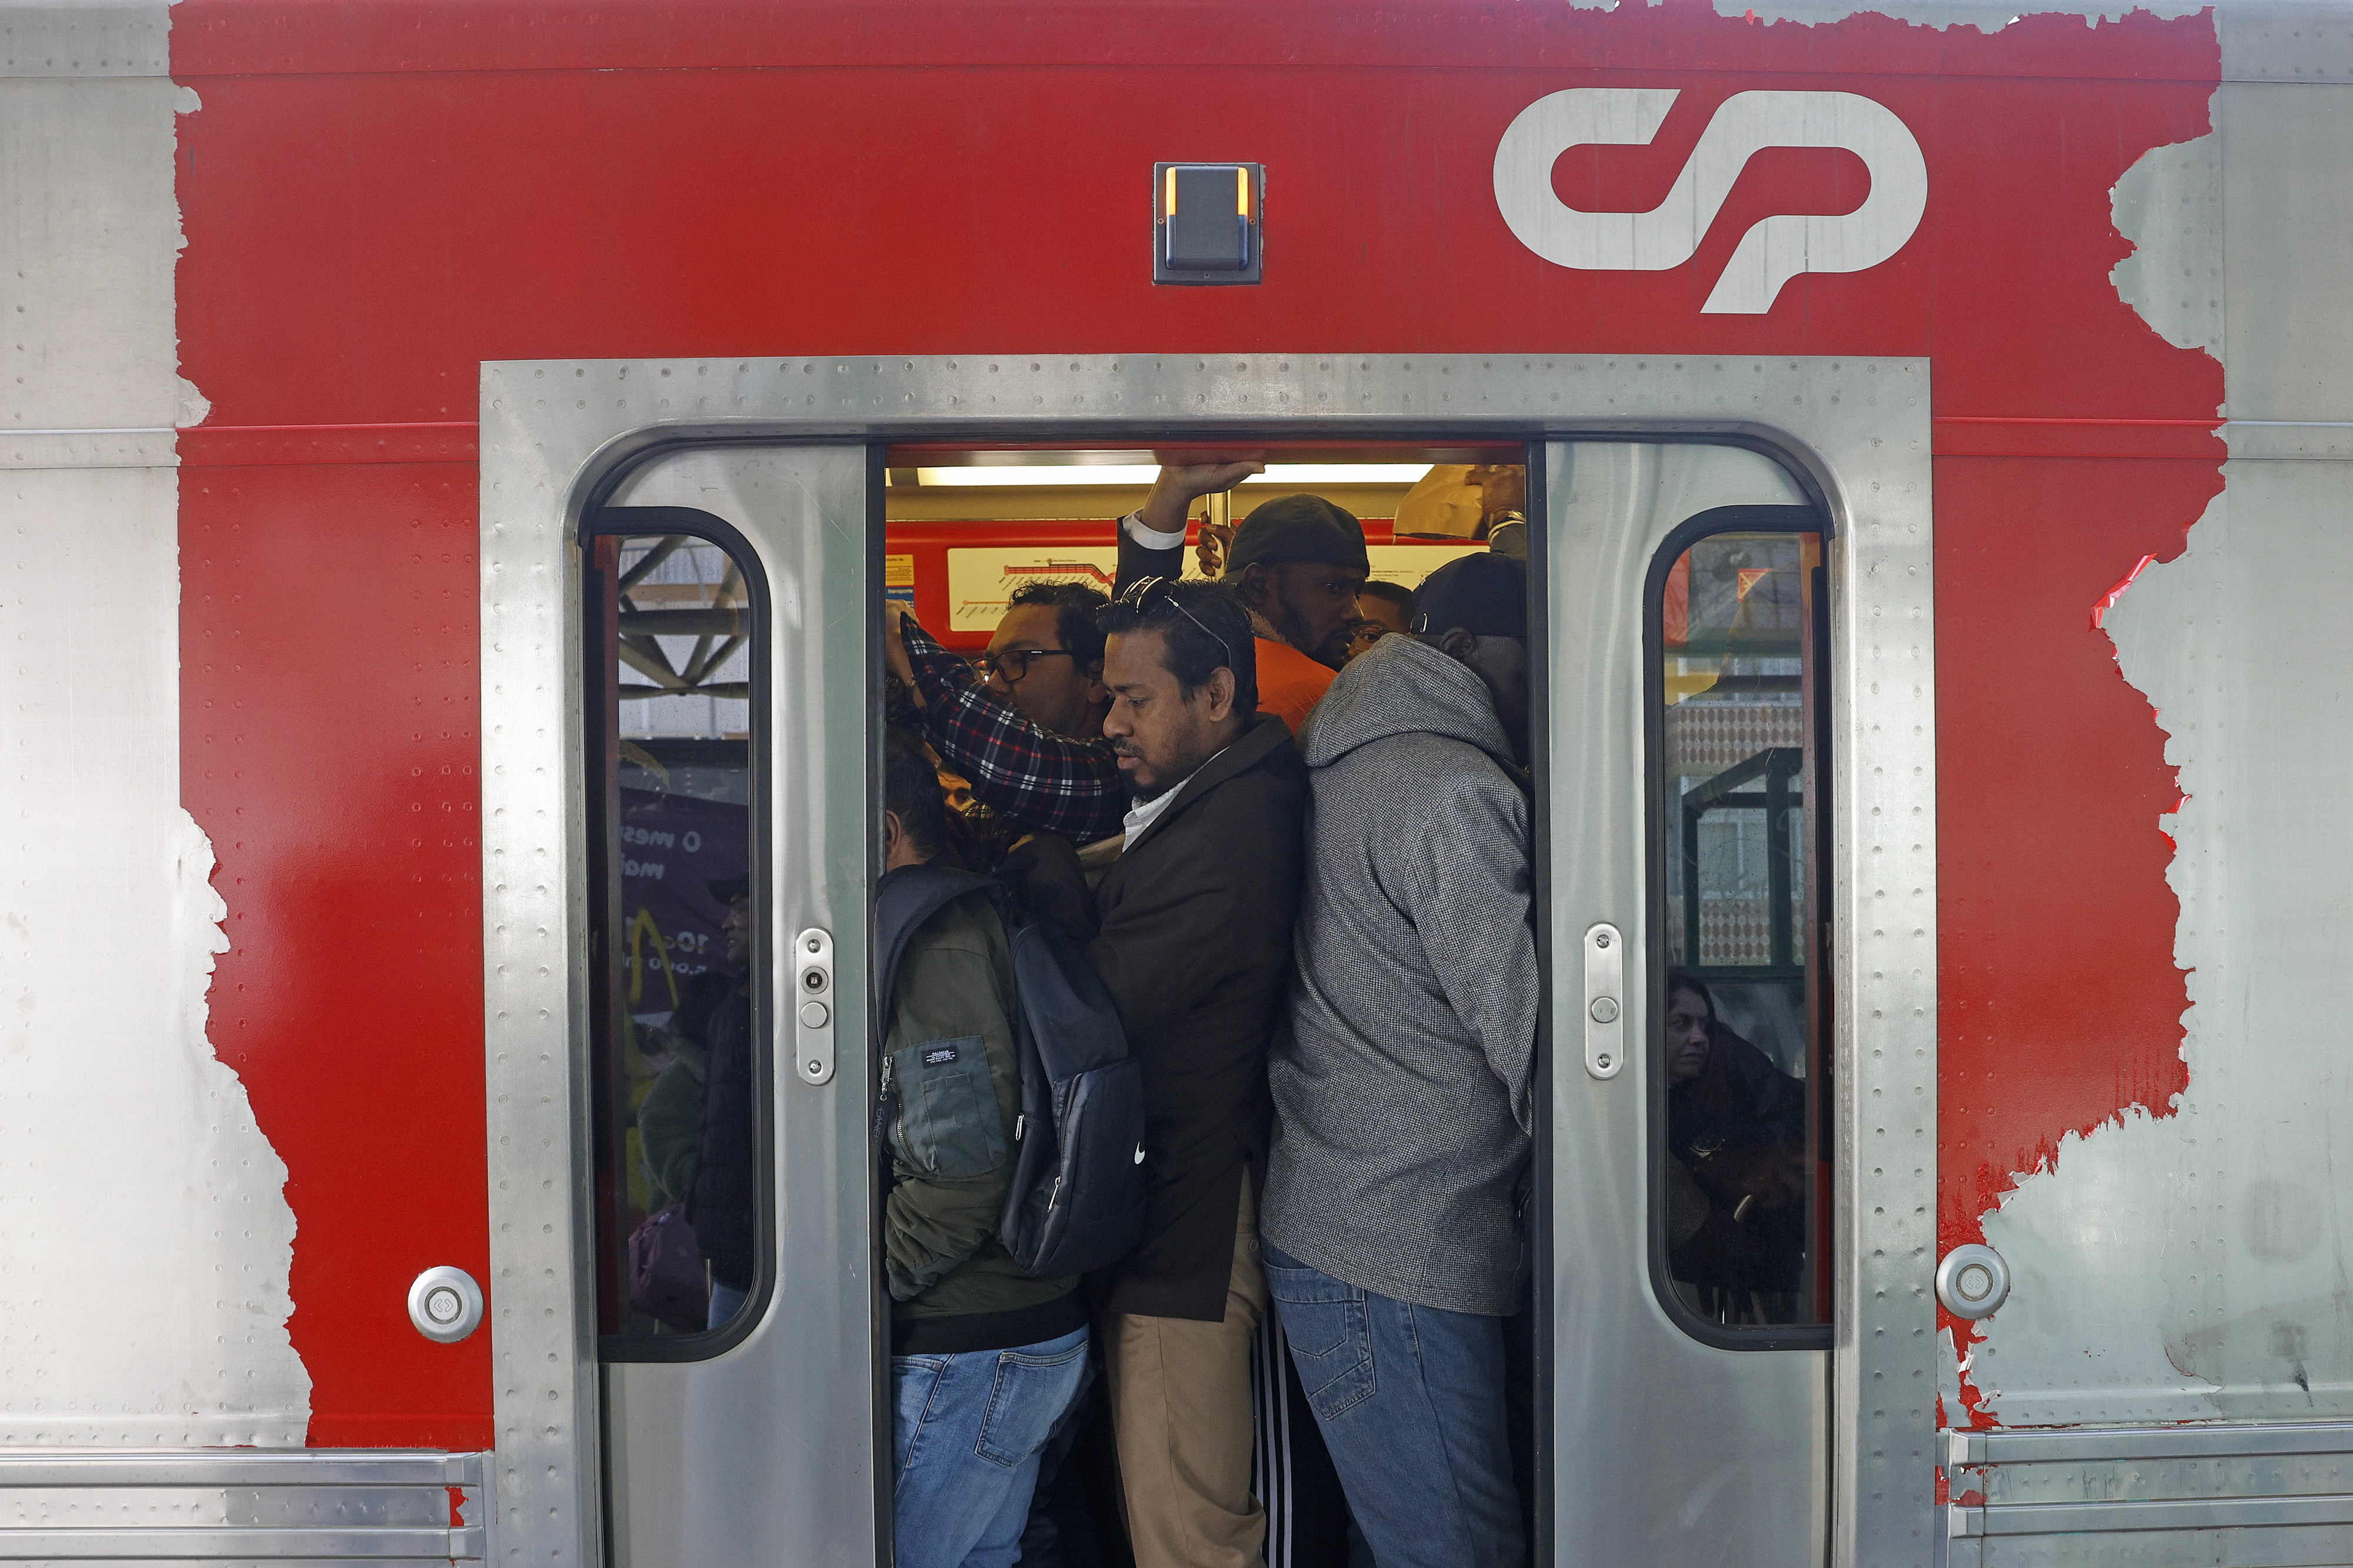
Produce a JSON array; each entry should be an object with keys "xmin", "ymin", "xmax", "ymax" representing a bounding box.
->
[
  {"xmin": 707, "ymin": 875, "xmax": 750, "ymax": 905},
  {"xmin": 1410, "ymin": 552, "xmax": 1528, "ymax": 640},
  {"xmin": 1228, "ymin": 494, "xmax": 1369, "ymax": 575}
]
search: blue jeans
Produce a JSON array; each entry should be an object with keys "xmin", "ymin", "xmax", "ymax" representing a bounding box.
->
[
  {"xmin": 1263, "ymin": 1244, "xmax": 1524, "ymax": 1568},
  {"xmin": 894, "ymin": 1325, "xmax": 1091, "ymax": 1568}
]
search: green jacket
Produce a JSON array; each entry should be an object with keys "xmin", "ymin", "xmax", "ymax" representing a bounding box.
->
[
  {"xmin": 637, "ymin": 1039, "xmax": 706, "ymax": 1209},
  {"xmin": 884, "ymin": 884, "xmax": 1079, "ymax": 1331}
]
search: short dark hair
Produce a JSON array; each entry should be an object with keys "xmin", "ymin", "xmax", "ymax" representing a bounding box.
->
[
  {"xmin": 1359, "ymin": 580, "xmax": 1417, "ymax": 619},
  {"xmin": 1098, "ymin": 579, "xmax": 1258, "ymax": 717},
  {"xmin": 1006, "ymin": 580, "xmax": 1110, "ymax": 672},
  {"xmin": 881, "ymin": 726, "xmax": 949, "ymax": 863}
]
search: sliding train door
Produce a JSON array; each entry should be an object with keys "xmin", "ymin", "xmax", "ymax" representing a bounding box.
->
[
  {"xmin": 1539, "ymin": 441, "xmax": 1834, "ymax": 1566},
  {"xmin": 579, "ymin": 446, "xmax": 878, "ymax": 1566}
]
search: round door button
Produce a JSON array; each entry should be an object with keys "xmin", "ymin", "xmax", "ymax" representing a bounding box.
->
[
  {"xmin": 1935, "ymin": 1243, "xmax": 2011, "ymax": 1320},
  {"xmin": 1589, "ymin": 996, "xmax": 1620, "ymax": 1025},
  {"xmin": 406, "ymin": 1266, "xmax": 485, "ymax": 1343},
  {"xmin": 799, "ymin": 1000, "xmax": 830, "ymax": 1029}
]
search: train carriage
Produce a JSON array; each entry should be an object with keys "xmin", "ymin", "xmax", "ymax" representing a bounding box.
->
[{"xmin": 4, "ymin": 0, "xmax": 2349, "ymax": 1563}]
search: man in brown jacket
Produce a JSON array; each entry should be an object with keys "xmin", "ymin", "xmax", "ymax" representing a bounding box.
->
[{"xmin": 1022, "ymin": 576, "xmax": 1307, "ymax": 1568}]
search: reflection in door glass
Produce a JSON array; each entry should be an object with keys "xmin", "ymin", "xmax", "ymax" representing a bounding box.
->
[
  {"xmin": 1656, "ymin": 529, "xmax": 1829, "ymax": 1331},
  {"xmin": 585, "ymin": 526, "xmax": 762, "ymax": 1344}
]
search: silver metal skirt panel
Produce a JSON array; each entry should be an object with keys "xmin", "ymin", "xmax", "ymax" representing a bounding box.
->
[
  {"xmin": 478, "ymin": 352, "xmax": 1935, "ymax": 1568},
  {"xmin": 0, "ymin": 1450, "xmax": 484, "ymax": 1560},
  {"xmin": 1942, "ymin": 1422, "xmax": 2353, "ymax": 1567}
]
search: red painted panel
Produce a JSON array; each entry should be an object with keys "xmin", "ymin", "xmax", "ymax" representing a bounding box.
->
[
  {"xmin": 1931, "ymin": 452, "xmax": 2216, "ymax": 1401},
  {"xmin": 182, "ymin": 462, "xmax": 492, "ymax": 1449},
  {"xmin": 172, "ymin": 15, "xmax": 2218, "ymax": 427},
  {"xmin": 169, "ymin": 0, "xmax": 2223, "ymax": 1441},
  {"xmin": 168, "ymin": 0, "xmax": 2214, "ymax": 82}
]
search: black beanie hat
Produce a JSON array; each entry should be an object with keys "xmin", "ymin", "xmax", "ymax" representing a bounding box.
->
[
  {"xmin": 1228, "ymin": 494, "xmax": 1370, "ymax": 575},
  {"xmin": 1409, "ymin": 552, "xmax": 1528, "ymax": 640}
]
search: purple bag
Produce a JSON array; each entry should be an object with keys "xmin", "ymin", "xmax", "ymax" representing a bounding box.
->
[{"xmin": 628, "ymin": 1203, "xmax": 709, "ymax": 1333}]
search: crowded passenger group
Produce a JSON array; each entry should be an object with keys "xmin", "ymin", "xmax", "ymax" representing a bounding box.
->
[{"xmin": 675, "ymin": 459, "xmax": 1541, "ymax": 1568}]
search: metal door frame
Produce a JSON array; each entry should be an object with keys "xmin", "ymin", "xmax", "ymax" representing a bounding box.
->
[{"xmin": 478, "ymin": 352, "xmax": 1937, "ymax": 1567}]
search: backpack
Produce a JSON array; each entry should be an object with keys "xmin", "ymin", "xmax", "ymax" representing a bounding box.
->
[{"xmin": 874, "ymin": 864, "xmax": 1148, "ymax": 1279}]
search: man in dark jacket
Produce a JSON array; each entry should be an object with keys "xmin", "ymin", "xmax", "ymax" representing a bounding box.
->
[
  {"xmin": 1261, "ymin": 552, "xmax": 1537, "ymax": 1568},
  {"xmin": 1023, "ymin": 578, "xmax": 1307, "ymax": 1568}
]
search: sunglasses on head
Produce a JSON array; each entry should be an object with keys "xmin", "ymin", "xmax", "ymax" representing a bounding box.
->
[{"xmin": 1115, "ymin": 576, "xmax": 1235, "ymax": 670}]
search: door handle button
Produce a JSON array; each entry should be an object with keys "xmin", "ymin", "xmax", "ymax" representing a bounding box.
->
[
  {"xmin": 795, "ymin": 928, "xmax": 836, "ymax": 1085},
  {"xmin": 408, "ymin": 1265, "xmax": 485, "ymax": 1343},
  {"xmin": 1583, "ymin": 923, "xmax": 1625, "ymax": 1079},
  {"xmin": 1935, "ymin": 1244, "xmax": 2010, "ymax": 1319}
]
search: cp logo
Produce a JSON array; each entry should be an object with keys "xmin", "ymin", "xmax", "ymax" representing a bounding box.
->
[{"xmin": 1492, "ymin": 89, "xmax": 1927, "ymax": 313}]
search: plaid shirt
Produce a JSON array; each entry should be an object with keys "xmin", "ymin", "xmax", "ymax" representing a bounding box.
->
[{"xmin": 902, "ymin": 618, "xmax": 1129, "ymax": 846}]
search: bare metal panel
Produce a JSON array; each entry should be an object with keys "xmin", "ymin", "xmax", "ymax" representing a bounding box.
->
[
  {"xmin": 2225, "ymin": 422, "xmax": 2353, "ymax": 461},
  {"xmin": 0, "ymin": 71, "xmax": 196, "ymax": 429},
  {"xmin": 0, "ymin": 1524, "xmax": 481, "ymax": 1557},
  {"xmin": 1987, "ymin": 69, "xmax": 2353, "ymax": 1429},
  {"xmin": 0, "ymin": 1449, "xmax": 486, "ymax": 1560},
  {"xmin": 1951, "ymin": 1524, "xmax": 2353, "ymax": 1568},
  {"xmin": 598, "ymin": 448, "xmax": 878, "ymax": 1568},
  {"xmin": 0, "ymin": 1454, "xmax": 476, "ymax": 1489},
  {"xmin": 2218, "ymin": 81, "xmax": 2353, "ymax": 422},
  {"xmin": 1943, "ymin": 1420, "xmax": 2353, "ymax": 1567},
  {"xmin": 1541, "ymin": 441, "xmax": 1829, "ymax": 1568},
  {"xmin": 1956, "ymin": 1422, "xmax": 2353, "ymax": 1468},
  {"xmin": 481, "ymin": 352, "xmax": 1935, "ymax": 1568},
  {"xmin": 1969, "ymin": 27, "xmax": 2353, "ymax": 1453},
  {"xmin": 2108, "ymin": 129, "xmax": 2224, "ymax": 362},
  {"xmin": 0, "ymin": 2, "xmax": 169, "ymax": 79},
  {"xmin": 2007, "ymin": 459, "xmax": 2353, "ymax": 1429},
  {"xmin": 479, "ymin": 382, "xmax": 605, "ymax": 1568},
  {"xmin": 0, "ymin": 0, "xmax": 312, "ymax": 1463},
  {"xmin": 2221, "ymin": 4, "xmax": 2353, "ymax": 82},
  {"xmin": 1724, "ymin": 3, "xmax": 2202, "ymax": 30}
]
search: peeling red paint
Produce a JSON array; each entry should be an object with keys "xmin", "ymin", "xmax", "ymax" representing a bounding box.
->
[
  {"xmin": 2092, "ymin": 553, "xmax": 2158, "ymax": 631},
  {"xmin": 169, "ymin": 0, "xmax": 2225, "ymax": 1444}
]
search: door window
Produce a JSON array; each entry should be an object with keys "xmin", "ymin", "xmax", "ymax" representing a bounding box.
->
[
  {"xmin": 582, "ymin": 509, "xmax": 769, "ymax": 1353},
  {"xmin": 1649, "ymin": 516, "xmax": 1832, "ymax": 1340}
]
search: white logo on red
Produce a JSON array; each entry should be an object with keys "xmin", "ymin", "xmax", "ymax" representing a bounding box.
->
[{"xmin": 1493, "ymin": 88, "xmax": 1927, "ymax": 313}]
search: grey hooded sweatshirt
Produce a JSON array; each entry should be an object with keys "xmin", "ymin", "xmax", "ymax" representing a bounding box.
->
[{"xmin": 1261, "ymin": 632, "xmax": 1538, "ymax": 1316}]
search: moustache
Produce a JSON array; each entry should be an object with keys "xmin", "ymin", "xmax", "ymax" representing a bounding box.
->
[{"xmin": 1109, "ymin": 741, "xmax": 1142, "ymax": 759}]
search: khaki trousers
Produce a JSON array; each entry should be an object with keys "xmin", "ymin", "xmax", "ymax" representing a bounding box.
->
[{"xmin": 1101, "ymin": 1171, "xmax": 1270, "ymax": 1568}]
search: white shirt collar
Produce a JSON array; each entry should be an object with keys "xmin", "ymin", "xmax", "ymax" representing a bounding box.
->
[{"xmin": 1121, "ymin": 745, "xmax": 1228, "ymax": 843}]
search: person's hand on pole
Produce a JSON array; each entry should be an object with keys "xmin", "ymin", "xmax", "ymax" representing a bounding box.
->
[{"xmin": 1194, "ymin": 519, "xmax": 1235, "ymax": 578}]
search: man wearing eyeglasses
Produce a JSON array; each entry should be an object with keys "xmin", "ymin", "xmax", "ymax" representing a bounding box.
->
[{"xmin": 885, "ymin": 582, "xmax": 1129, "ymax": 846}]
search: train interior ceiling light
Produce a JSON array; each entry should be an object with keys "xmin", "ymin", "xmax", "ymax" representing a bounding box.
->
[{"xmin": 902, "ymin": 463, "xmax": 1435, "ymax": 488}]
